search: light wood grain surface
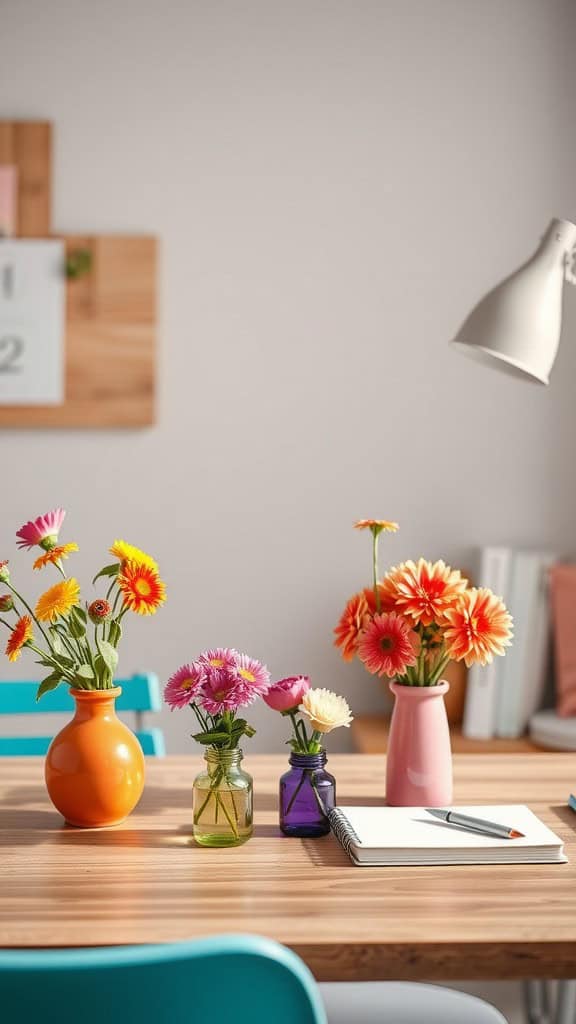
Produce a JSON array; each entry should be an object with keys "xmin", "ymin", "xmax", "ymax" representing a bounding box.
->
[{"xmin": 1, "ymin": 754, "xmax": 575, "ymax": 981}]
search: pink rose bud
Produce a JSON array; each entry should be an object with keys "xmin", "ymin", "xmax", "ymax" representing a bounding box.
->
[{"xmin": 263, "ymin": 675, "xmax": 311, "ymax": 713}]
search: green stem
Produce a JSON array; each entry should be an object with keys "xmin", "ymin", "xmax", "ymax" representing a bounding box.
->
[
  {"xmin": 27, "ymin": 643, "xmax": 75, "ymax": 683},
  {"xmin": 214, "ymin": 789, "xmax": 239, "ymax": 837},
  {"xmin": 285, "ymin": 769, "xmax": 309, "ymax": 814},
  {"xmin": 372, "ymin": 529, "xmax": 381, "ymax": 613},
  {"xmin": 289, "ymin": 711, "xmax": 307, "ymax": 753},
  {"xmin": 429, "ymin": 650, "xmax": 450, "ymax": 685},
  {"xmin": 6, "ymin": 582, "xmax": 53, "ymax": 651}
]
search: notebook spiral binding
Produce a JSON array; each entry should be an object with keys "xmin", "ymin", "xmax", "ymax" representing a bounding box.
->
[{"xmin": 328, "ymin": 808, "xmax": 361, "ymax": 855}]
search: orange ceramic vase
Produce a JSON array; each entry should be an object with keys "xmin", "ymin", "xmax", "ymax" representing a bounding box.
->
[{"xmin": 45, "ymin": 687, "xmax": 145, "ymax": 828}]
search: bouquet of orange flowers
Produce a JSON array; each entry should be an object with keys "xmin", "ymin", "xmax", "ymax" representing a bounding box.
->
[
  {"xmin": 0, "ymin": 509, "xmax": 166, "ymax": 700},
  {"xmin": 334, "ymin": 520, "xmax": 513, "ymax": 685}
]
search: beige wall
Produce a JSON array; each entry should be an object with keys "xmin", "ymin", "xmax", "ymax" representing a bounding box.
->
[{"xmin": 1, "ymin": 0, "xmax": 576, "ymax": 756}]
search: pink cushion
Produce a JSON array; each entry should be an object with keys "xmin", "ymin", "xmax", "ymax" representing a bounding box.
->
[{"xmin": 550, "ymin": 565, "xmax": 576, "ymax": 717}]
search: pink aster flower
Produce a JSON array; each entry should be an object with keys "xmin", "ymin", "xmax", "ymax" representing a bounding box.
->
[
  {"xmin": 232, "ymin": 653, "xmax": 271, "ymax": 696},
  {"xmin": 264, "ymin": 675, "xmax": 310, "ymax": 712},
  {"xmin": 164, "ymin": 662, "xmax": 205, "ymax": 710},
  {"xmin": 16, "ymin": 508, "xmax": 66, "ymax": 550},
  {"xmin": 357, "ymin": 611, "xmax": 419, "ymax": 678},
  {"xmin": 198, "ymin": 647, "xmax": 239, "ymax": 671},
  {"xmin": 200, "ymin": 668, "xmax": 249, "ymax": 715}
]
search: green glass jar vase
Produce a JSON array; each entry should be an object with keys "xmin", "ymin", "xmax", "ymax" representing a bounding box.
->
[{"xmin": 193, "ymin": 747, "xmax": 253, "ymax": 847}]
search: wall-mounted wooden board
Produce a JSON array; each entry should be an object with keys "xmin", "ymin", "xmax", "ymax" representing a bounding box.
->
[
  {"xmin": 0, "ymin": 236, "xmax": 156, "ymax": 428},
  {"xmin": 0, "ymin": 121, "xmax": 51, "ymax": 237}
]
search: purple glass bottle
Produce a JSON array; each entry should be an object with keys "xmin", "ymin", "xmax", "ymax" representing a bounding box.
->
[{"xmin": 279, "ymin": 750, "xmax": 336, "ymax": 837}]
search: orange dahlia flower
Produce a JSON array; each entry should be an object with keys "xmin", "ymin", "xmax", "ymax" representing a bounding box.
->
[
  {"xmin": 118, "ymin": 561, "xmax": 166, "ymax": 616},
  {"xmin": 334, "ymin": 585, "xmax": 390, "ymax": 661},
  {"xmin": 443, "ymin": 587, "xmax": 513, "ymax": 667},
  {"xmin": 5, "ymin": 615, "xmax": 33, "ymax": 662},
  {"xmin": 381, "ymin": 558, "xmax": 468, "ymax": 627}
]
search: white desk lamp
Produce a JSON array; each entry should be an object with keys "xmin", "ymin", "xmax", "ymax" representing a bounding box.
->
[{"xmin": 452, "ymin": 218, "xmax": 576, "ymax": 384}]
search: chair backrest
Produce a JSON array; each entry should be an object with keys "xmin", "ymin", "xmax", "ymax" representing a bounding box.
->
[
  {"xmin": 0, "ymin": 673, "xmax": 165, "ymax": 757},
  {"xmin": 0, "ymin": 935, "xmax": 327, "ymax": 1024}
]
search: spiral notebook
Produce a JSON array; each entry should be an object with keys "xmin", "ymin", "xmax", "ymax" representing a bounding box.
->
[{"xmin": 328, "ymin": 805, "xmax": 566, "ymax": 866}]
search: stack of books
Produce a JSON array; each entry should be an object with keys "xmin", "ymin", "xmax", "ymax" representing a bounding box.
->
[{"xmin": 462, "ymin": 547, "xmax": 555, "ymax": 740}]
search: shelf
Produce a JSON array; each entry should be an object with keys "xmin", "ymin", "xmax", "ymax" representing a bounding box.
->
[{"xmin": 352, "ymin": 714, "xmax": 548, "ymax": 754}]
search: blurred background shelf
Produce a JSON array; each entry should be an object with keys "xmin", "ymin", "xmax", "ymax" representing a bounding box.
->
[{"xmin": 352, "ymin": 715, "xmax": 548, "ymax": 754}]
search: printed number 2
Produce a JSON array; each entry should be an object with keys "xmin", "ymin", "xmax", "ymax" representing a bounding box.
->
[{"xmin": 0, "ymin": 335, "xmax": 24, "ymax": 373}]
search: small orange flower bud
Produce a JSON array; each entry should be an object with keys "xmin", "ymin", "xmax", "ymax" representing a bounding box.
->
[{"xmin": 0, "ymin": 593, "xmax": 14, "ymax": 612}]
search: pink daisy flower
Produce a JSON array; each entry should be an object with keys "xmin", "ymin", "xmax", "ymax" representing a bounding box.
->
[
  {"xmin": 357, "ymin": 611, "xmax": 419, "ymax": 678},
  {"xmin": 198, "ymin": 647, "xmax": 239, "ymax": 671},
  {"xmin": 164, "ymin": 662, "xmax": 205, "ymax": 710},
  {"xmin": 200, "ymin": 668, "xmax": 251, "ymax": 715},
  {"xmin": 16, "ymin": 508, "xmax": 66, "ymax": 550},
  {"xmin": 232, "ymin": 653, "xmax": 271, "ymax": 696}
]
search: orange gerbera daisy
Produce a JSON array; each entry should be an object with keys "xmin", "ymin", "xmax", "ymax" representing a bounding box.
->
[
  {"xmin": 354, "ymin": 519, "xmax": 399, "ymax": 535},
  {"xmin": 334, "ymin": 585, "xmax": 391, "ymax": 660},
  {"xmin": 357, "ymin": 611, "xmax": 419, "ymax": 678},
  {"xmin": 443, "ymin": 588, "xmax": 513, "ymax": 668},
  {"xmin": 5, "ymin": 615, "xmax": 33, "ymax": 662},
  {"xmin": 118, "ymin": 561, "xmax": 166, "ymax": 616},
  {"xmin": 33, "ymin": 542, "xmax": 79, "ymax": 570},
  {"xmin": 381, "ymin": 558, "xmax": 468, "ymax": 627}
]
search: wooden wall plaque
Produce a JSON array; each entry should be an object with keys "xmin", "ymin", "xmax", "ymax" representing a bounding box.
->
[{"xmin": 0, "ymin": 120, "xmax": 157, "ymax": 427}]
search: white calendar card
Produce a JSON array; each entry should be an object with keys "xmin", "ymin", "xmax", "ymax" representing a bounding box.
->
[{"xmin": 0, "ymin": 240, "xmax": 65, "ymax": 405}]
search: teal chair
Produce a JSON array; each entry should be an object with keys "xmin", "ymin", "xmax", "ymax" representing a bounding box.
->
[
  {"xmin": 0, "ymin": 673, "xmax": 165, "ymax": 756},
  {"xmin": 0, "ymin": 936, "xmax": 509, "ymax": 1023},
  {"xmin": 0, "ymin": 935, "xmax": 327, "ymax": 1024}
]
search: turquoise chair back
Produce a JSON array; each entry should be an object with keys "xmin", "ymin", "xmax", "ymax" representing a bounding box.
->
[
  {"xmin": 0, "ymin": 673, "xmax": 165, "ymax": 756},
  {"xmin": 0, "ymin": 935, "xmax": 327, "ymax": 1024}
]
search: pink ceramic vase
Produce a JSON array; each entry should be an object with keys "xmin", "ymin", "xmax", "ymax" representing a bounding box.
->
[{"xmin": 386, "ymin": 680, "xmax": 453, "ymax": 806}]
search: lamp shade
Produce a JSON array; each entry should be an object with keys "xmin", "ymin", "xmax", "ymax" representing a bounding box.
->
[{"xmin": 452, "ymin": 218, "xmax": 576, "ymax": 384}]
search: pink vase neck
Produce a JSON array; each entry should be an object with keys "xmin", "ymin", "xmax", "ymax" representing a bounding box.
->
[{"xmin": 389, "ymin": 680, "xmax": 449, "ymax": 698}]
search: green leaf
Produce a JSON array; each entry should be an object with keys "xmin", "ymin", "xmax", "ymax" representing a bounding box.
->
[
  {"xmin": 72, "ymin": 605, "xmax": 87, "ymax": 624},
  {"xmin": 92, "ymin": 563, "xmax": 120, "ymax": 585},
  {"xmin": 36, "ymin": 672, "xmax": 62, "ymax": 702},
  {"xmin": 35, "ymin": 657, "xmax": 57, "ymax": 670},
  {"xmin": 97, "ymin": 639, "xmax": 118, "ymax": 675},
  {"xmin": 191, "ymin": 731, "xmax": 231, "ymax": 745},
  {"xmin": 49, "ymin": 629, "xmax": 65, "ymax": 656},
  {"xmin": 75, "ymin": 664, "xmax": 94, "ymax": 682},
  {"xmin": 108, "ymin": 620, "xmax": 122, "ymax": 647},
  {"xmin": 68, "ymin": 611, "xmax": 86, "ymax": 639}
]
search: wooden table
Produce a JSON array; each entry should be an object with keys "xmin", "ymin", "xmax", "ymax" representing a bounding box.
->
[{"xmin": 1, "ymin": 754, "xmax": 576, "ymax": 981}]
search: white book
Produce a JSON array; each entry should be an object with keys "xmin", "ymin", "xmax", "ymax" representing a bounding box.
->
[
  {"xmin": 329, "ymin": 805, "xmax": 566, "ymax": 866},
  {"xmin": 496, "ymin": 552, "xmax": 553, "ymax": 738},
  {"xmin": 514, "ymin": 554, "xmax": 555, "ymax": 734},
  {"xmin": 462, "ymin": 547, "xmax": 511, "ymax": 740}
]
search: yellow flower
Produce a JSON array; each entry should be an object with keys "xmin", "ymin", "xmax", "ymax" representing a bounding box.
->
[
  {"xmin": 109, "ymin": 539, "xmax": 158, "ymax": 571},
  {"xmin": 300, "ymin": 688, "xmax": 353, "ymax": 733},
  {"xmin": 354, "ymin": 519, "xmax": 399, "ymax": 534},
  {"xmin": 35, "ymin": 578, "xmax": 81, "ymax": 622},
  {"xmin": 33, "ymin": 542, "xmax": 79, "ymax": 570},
  {"xmin": 117, "ymin": 561, "xmax": 166, "ymax": 616}
]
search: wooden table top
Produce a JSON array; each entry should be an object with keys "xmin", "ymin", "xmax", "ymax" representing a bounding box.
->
[{"xmin": 1, "ymin": 754, "xmax": 576, "ymax": 981}]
